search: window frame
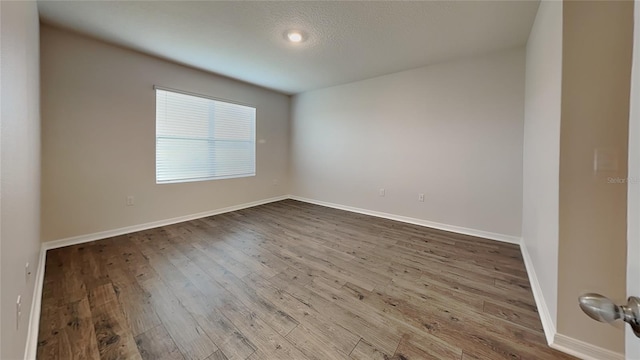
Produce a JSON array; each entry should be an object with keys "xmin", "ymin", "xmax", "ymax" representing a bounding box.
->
[{"xmin": 154, "ymin": 85, "xmax": 257, "ymax": 184}]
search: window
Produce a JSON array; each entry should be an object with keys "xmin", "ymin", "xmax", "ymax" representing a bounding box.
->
[{"xmin": 155, "ymin": 87, "xmax": 256, "ymax": 184}]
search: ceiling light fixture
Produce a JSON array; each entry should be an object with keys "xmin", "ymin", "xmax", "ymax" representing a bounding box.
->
[{"xmin": 286, "ymin": 31, "xmax": 304, "ymax": 43}]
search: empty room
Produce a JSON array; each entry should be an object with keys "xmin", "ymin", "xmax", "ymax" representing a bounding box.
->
[{"xmin": 2, "ymin": 0, "xmax": 640, "ymax": 359}]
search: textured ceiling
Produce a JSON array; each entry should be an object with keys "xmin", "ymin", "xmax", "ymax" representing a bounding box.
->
[{"xmin": 37, "ymin": 1, "xmax": 540, "ymax": 95}]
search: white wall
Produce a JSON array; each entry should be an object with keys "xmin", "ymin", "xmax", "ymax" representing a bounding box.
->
[
  {"xmin": 40, "ymin": 25, "xmax": 291, "ymax": 242},
  {"xmin": 290, "ymin": 48, "xmax": 525, "ymax": 238},
  {"xmin": 0, "ymin": 1, "xmax": 42, "ymax": 359},
  {"xmin": 521, "ymin": 0, "xmax": 563, "ymax": 336}
]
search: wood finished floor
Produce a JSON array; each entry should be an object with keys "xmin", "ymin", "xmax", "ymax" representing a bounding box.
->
[{"xmin": 37, "ymin": 200, "xmax": 576, "ymax": 360}]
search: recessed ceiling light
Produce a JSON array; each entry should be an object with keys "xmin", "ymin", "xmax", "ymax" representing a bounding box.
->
[{"xmin": 287, "ymin": 31, "xmax": 304, "ymax": 43}]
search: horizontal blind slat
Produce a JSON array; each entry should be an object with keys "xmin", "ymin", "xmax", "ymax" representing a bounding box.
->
[{"xmin": 155, "ymin": 89, "xmax": 256, "ymax": 184}]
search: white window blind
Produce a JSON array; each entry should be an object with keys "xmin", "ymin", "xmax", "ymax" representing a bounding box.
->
[{"xmin": 155, "ymin": 88, "xmax": 256, "ymax": 184}]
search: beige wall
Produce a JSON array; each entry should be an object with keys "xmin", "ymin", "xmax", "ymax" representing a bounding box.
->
[
  {"xmin": 0, "ymin": 1, "xmax": 42, "ymax": 359},
  {"xmin": 522, "ymin": 0, "xmax": 563, "ymax": 331},
  {"xmin": 40, "ymin": 25, "xmax": 291, "ymax": 242},
  {"xmin": 290, "ymin": 48, "xmax": 525, "ymax": 238},
  {"xmin": 627, "ymin": 2, "xmax": 640, "ymax": 357},
  {"xmin": 558, "ymin": 0, "xmax": 632, "ymax": 353}
]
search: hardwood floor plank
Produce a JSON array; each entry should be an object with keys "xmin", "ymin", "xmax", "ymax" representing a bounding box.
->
[
  {"xmin": 54, "ymin": 247, "xmax": 88, "ymax": 305},
  {"xmin": 135, "ymin": 276, "xmax": 218, "ymax": 360},
  {"xmin": 417, "ymin": 267, "xmax": 536, "ymax": 308},
  {"xmin": 375, "ymin": 281, "xmax": 561, "ymax": 359},
  {"xmin": 308, "ymin": 279, "xmax": 462, "ymax": 359},
  {"xmin": 57, "ymin": 298, "xmax": 101, "ymax": 360},
  {"xmin": 75, "ymin": 245, "xmax": 112, "ymax": 291},
  {"xmin": 349, "ymin": 339, "xmax": 390, "ymax": 360},
  {"xmin": 494, "ymin": 278, "xmax": 536, "ymax": 300},
  {"xmin": 133, "ymin": 234, "xmax": 257, "ymax": 360},
  {"xmin": 392, "ymin": 333, "xmax": 451, "ymax": 360},
  {"xmin": 193, "ymin": 219, "xmax": 283, "ymax": 277},
  {"xmin": 267, "ymin": 275, "xmax": 403, "ymax": 355},
  {"xmin": 165, "ymin": 235, "xmax": 300, "ymax": 337},
  {"xmin": 87, "ymin": 284, "xmax": 142, "ymax": 360},
  {"xmin": 124, "ymin": 238, "xmax": 220, "ymax": 360},
  {"xmin": 205, "ymin": 350, "xmax": 229, "ymax": 360},
  {"xmin": 285, "ymin": 324, "xmax": 352, "ymax": 360},
  {"xmin": 112, "ymin": 281, "xmax": 161, "ymax": 337},
  {"xmin": 36, "ymin": 306, "xmax": 61, "ymax": 360},
  {"xmin": 243, "ymin": 272, "xmax": 360, "ymax": 356},
  {"xmin": 167, "ymin": 223, "xmax": 254, "ymax": 279},
  {"xmin": 216, "ymin": 300, "xmax": 310, "ymax": 360},
  {"xmin": 483, "ymin": 300, "xmax": 544, "ymax": 332},
  {"xmin": 135, "ymin": 325, "xmax": 185, "ymax": 360},
  {"xmin": 37, "ymin": 200, "xmax": 575, "ymax": 360},
  {"xmin": 95, "ymin": 241, "xmax": 162, "ymax": 336},
  {"xmin": 273, "ymin": 266, "xmax": 314, "ymax": 288},
  {"xmin": 387, "ymin": 276, "xmax": 485, "ymax": 312},
  {"xmin": 38, "ymin": 251, "xmax": 66, "ymax": 360}
]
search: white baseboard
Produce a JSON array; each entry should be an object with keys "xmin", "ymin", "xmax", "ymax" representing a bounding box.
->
[
  {"xmin": 520, "ymin": 243, "xmax": 556, "ymax": 345},
  {"xmin": 288, "ymin": 195, "xmax": 522, "ymax": 245},
  {"xmin": 43, "ymin": 195, "xmax": 288, "ymax": 250},
  {"xmin": 23, "ymin": 246, "xmax": 47, "ymax": 360},
  {"xmin": 520, "ymin": 244, "xmax": 625, "ymax": 360},
  {"xmin": 552, "ymin": 333, "xmax": 624, "ymax": 360},
  {"xmin": 51, "ymin": 194, "xmax": 520, "ymax": 249}
]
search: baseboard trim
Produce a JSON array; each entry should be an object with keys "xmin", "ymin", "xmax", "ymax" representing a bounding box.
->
[
  {"xmin": 520, "ymin": 244, "xmax": 625, "ymax": 360},
  {"xmin": 43, "ymin": 195, "xmax": 289, "ymax": 250},
  {"xmin": 552, "ymin": 333, "xmax": 624, "ymax": 360},
  {"xmin": 23, "ymin": 245, "xmax": 47, "ymax": 360},
  {"xmin": 520, "ymin": 243, "xmax": 556, "ymax": 345},
  {"xmin": 288, "ymin": 195, "xmax": 522, "ymax": 245}
]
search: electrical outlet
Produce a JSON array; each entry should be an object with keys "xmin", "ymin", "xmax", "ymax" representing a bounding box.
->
[
  {"xmin": 419, "ymin": 193, "xmax": 425, "ymax": 202},
  {"xmin": 126, "ymin": 196, "xmax": 135, "ymax": 206},
  {"xmin": 16, "ymin": 295, "xmax": 22, "ymax": 330},
  {"xmin": 379, "ymin": 188, "xmax": 385, "ymax": 197}
]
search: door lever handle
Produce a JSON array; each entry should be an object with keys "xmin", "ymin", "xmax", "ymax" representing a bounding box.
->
[{"xmin": 578, "ymin": 293, "xmax": 640, "ymax": 338}]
